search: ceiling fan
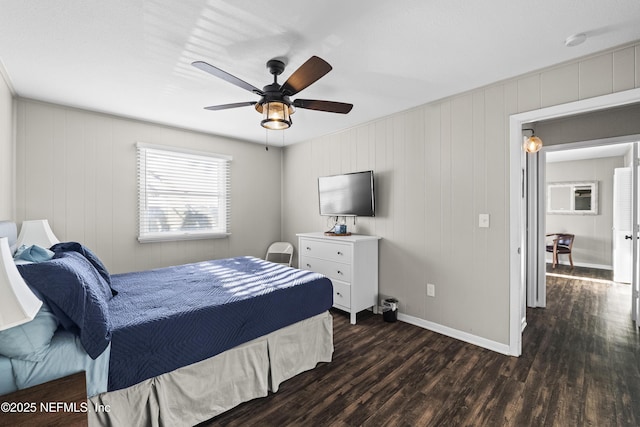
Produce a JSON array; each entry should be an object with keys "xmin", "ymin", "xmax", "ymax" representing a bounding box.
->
[{"xmin": 192, "ymin": 56, "xmax": 353, "ymax": 130}]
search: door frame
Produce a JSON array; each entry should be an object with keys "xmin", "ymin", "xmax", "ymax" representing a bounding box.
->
[
  {"xmin": 632, "ymin": 143, "xmax": 639, "ymax": 327},
  {"xmin": 508, "ymin": 87, "xmax": 640, "ymax": 356},
  {"xmin": 527, "ymin": 148, "xmax": 546, "ymax": 309}
]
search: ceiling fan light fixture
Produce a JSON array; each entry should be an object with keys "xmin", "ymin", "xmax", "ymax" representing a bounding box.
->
[{"xmin": 260, "ymin": 101, "xmax": 294, "ymax": 130}]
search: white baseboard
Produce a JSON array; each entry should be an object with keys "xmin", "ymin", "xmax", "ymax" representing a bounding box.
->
[
  {"xmin": 545, "ymin": 257, "xmax": 612, "ymax": 270},
  {"xmin": 396, "ymin": 312, "xmax": 513, "ymax": 356}
]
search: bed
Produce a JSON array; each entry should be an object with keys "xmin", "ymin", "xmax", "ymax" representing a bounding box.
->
[{"xmin": 0, "ymin": 221, "xmax": 334, "ymax": 426}]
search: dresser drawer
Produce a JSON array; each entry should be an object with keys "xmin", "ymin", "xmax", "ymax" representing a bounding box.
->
[
  {"xmin": 299, "ymin": 256, "xmax": 352, "ymax": 282},
  {"xmin": 332, "ymin": 279, "xmax": 351, "ymax": 309},
  {"xmin": 299, "ymin": 238, "xmax": 352, "ymax": 264}
]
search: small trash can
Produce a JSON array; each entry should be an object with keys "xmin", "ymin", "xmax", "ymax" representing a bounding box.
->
[{"xmin": 382, "ymin": 298, "xmax": 398, "ymax": 323}]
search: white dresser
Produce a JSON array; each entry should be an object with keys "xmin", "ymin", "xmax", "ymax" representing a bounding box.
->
[{"xmin": 297, "ymin": 232, "xmax": 380, "ymax": 324}]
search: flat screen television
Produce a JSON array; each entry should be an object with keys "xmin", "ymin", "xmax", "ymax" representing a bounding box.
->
[{"xmin": 318, "ymin": 170, "xmax": 375, "ymax": 217}]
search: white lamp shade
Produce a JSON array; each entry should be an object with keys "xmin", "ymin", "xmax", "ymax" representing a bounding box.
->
[
  {"xmin": 0, "ymin": 237, "xmax": 42, "ymax": 331},
  {"xmin": 16, "ymin": 219, "xmax": 60, "ymax": 249}
]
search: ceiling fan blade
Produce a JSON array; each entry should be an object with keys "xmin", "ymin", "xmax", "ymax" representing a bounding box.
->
[
  {"xmin": 281, "ymin": 56, "xmax": 332, "ymax": 96},
  {"xmin": 293, "ymin": 99, "xmax": 353, "ymax": 114},
  {"xmin": 192, "ymin": 61, "xmax": 264, "ymax": 95},
  {"xmin": 204, "ymin": 101, "xmax": 257, "ymax": 111}
]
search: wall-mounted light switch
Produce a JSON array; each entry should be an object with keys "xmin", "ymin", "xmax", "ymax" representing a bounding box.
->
[
  {"xmin": 479, "ymin": 214, "xmax": 490, "ymax": 228},
  {"xmin": 427, "ymin": 283, "xmax": 435, "ymax": 297}
]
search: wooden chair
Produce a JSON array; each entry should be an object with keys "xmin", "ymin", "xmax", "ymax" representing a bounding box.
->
[{"xmin": 546, "ymin": 233, "xmax": 575, "ymax": 268}]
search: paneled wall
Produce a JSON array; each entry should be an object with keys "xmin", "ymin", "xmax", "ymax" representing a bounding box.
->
[
  {"xmin": 0, "ymin": 71, "xmax": 13, "ymax": 219},
  {"xmin": 282, "ymin": 42, "xmax": 640, "ymax": 347},
  {"xmin": 15, "ymin": 99, "xmax": 283, "ymax": 274},
  {"xmin": 546, "ymin": 156, "xmax": 625, "ymax": 269}
]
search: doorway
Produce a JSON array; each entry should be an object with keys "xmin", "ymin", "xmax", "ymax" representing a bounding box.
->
[
  {"xmin": 542, "ymin": 140, "xmax": 636, "ymax": 290},
  {"xmin": 508, "ymin": 88, "xmax": 640, "ymax": 357},
  {"xmin": 528, "ymin": 135, "xmax": 638, "ymax": 308}
]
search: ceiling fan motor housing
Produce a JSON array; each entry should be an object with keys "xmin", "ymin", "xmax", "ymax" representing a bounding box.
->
[{"xmin": 254, "ymin": 83, "xmax": 294, "ymax": 114}]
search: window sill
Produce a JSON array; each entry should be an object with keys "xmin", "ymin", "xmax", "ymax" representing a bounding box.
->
[{"xmin": 138, "ymin": 232, "xmax": 230, "ymax": 243}]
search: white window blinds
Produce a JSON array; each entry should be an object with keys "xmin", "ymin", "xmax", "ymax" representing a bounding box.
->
[{"xmin": 137, "ymin": 143, "xmax": 231, "ymax": 242}]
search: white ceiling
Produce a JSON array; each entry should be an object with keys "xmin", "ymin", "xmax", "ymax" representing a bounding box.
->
[{"xmin": 1, "ymin": 1, "xmax": 640, "ymax": 145}]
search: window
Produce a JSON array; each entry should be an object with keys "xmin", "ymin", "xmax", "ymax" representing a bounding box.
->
[
  {"xmin": 137, "ymin": 143, "xmax": 231, "ymax": 242},
  {"xmin": 547, "ymin": 181, "xmax": 598, "ymax": 215}
]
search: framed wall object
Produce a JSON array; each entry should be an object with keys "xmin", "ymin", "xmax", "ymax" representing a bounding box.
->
[{"xmin": 547, "ymin": 181, "xmax": 598, "ymax": 215}]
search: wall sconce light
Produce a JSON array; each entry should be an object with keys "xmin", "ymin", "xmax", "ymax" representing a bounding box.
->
[
  {"xmin": 522, "ymin": 128, "xmax": 543, "ymax": 153},
  {"xmin": 16, "ymin": 219, "xmax": 60, "ymax": 249}
]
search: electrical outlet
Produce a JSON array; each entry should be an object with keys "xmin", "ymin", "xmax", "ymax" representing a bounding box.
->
[{"xmin": 427, "ymin": 283, "xmax": 435, "ymax": 297}]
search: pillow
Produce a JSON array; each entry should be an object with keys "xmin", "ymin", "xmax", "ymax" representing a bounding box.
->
[
  {"xmin": 50, "ymin": 241, "xmax": 117, "ymax": 296},
  {"xmin": 0, "ymin": 303, "xmax": 59, "ymax": 362},
  {"xmin": 14, "ymin": 245, "xmax": 55, "ymax": 263},
  {"xmin": 17, "ymin": 252, "xmax": 112, "ymax": 359}
]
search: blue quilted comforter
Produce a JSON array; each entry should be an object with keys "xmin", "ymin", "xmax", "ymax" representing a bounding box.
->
[{"xmin": 107, "ymin": 256, "xmax": 332, "ymax": 391}]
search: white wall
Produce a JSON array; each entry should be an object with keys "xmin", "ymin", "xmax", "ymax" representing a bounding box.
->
[
  {"xmin": 15, "ymin": 99, "xmax": 283, "ymax": 274},
  {"xmin": 282, "ymin": 41, "xmax": 640, "ymax": 347},
  {"xmin": 546, "ymin": 156, "xmax": 624, "ymax": 269},
  {"xmin": 0, "ymin": 68, "xmax": 13, "ymax": 219}
]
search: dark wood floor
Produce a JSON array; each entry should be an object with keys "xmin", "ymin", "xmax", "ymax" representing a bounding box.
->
[
  {"xmin": 545, "ymin": 263, "xmax": 615, "ymax": 281},
  {"xmin": 203, "ymin": 268, "xmax": 640, "ymax": 426}
]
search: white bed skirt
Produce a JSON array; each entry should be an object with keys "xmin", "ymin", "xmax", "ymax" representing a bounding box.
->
[{"xmin": 88, "ymin": 311, "xmax": 333, "ymax": 427}]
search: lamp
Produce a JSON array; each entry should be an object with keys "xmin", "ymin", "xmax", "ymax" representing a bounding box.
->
[
  {"xmin": 522, "ymin": 128, "xmax": 543, "ymax": 153},
  {"xmin": 0, "ymin": 237, "xmax": 42, "ymax": 331},
  {"xmin": 16, "ymin": 219, "xmax": 60, "ymax": 249},
  {"xmin": 260, "ymin": 101, "xmax": 294, "ymax": 130}
]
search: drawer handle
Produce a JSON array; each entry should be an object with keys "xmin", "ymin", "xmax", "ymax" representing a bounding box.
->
[
  {"xmin": 337, "ymin": 251, "xmax": 343, "ymax": 255},
  {"xmin": 336, "ymin": 292, "xmax": 342, "ymax": 297},
  {"xmin": 337, "ymin": 270, "xmax": 343, "ymax": 275},
  {"xmin": 306, "ymin": 247, "xmax": 311, "ymax": 251},
  {"xmin": 306, "ymin": 263, "xmax": 311, "ymax": 268}
]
